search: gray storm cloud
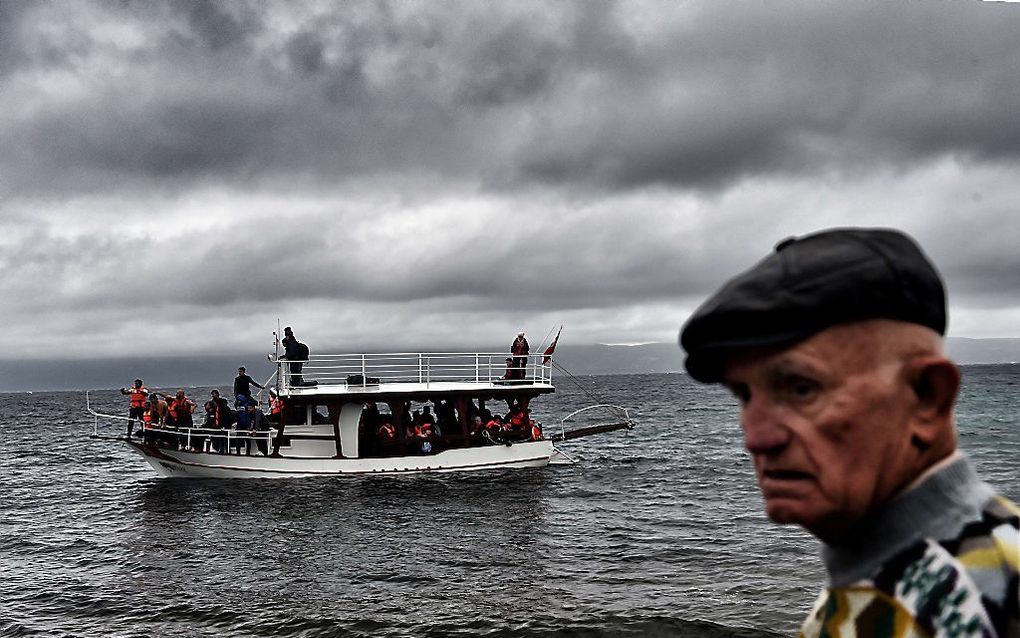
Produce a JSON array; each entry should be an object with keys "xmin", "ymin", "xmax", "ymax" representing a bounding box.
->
[{"xmin": 2, "ymin": 0, "xmax": 1020, "ymax": 360}]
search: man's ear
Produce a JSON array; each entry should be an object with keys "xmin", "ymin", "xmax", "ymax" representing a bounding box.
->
[{"xmin": 907, "ymin": 356, "xmax": 960, "ymax": 447}]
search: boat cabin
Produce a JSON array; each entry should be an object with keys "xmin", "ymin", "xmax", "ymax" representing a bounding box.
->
[{"xmin": 268, "ymin": 351, "xmax": 554, "ymax": 459}]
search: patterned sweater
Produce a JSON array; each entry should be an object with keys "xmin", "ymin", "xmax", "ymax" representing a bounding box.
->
[{"xmin": 799, "ymin": 455, "xmax": 1019, "ymax": 638}]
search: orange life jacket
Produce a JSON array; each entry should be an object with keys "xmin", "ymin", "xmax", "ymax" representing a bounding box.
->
[
  {"xmin": 377, "ymin": 423, "xmax": 395, "ymax": 440},
  {"xmin": 270, "ymin": 397, "xmax": 282, "ymax": 415},
  {"xmin": 143, "ymin": 409, "xmax": 153, "ymax": 424},
  {"xmin": 129, "ymin": 387, "xmax": 147, "ymax": 408},
  {"xmin": 168, "ymin": 397, "xmax": 192, "ymax": 419},
  {"xmin": 419, "ymin": 423, "xmax": 434, "ymax": 438},
  {"xmin": 530, "ymin": 421, "xmax": 541, "ymax": 441}
]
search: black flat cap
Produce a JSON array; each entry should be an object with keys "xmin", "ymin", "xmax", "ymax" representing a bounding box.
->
[{"xmin": 680, "ymin": 227, "xmax": 946, "ymax": 383}]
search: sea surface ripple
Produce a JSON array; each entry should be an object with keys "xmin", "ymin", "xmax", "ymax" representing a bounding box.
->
[{"xmin": 1, "ymin": 368, "xmax": 1017, "ymax": 637}]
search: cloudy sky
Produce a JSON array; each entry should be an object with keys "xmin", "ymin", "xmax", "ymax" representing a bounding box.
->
[{"xmin": 3, "ymin": 0, "xmax": 1020, "ymax": 361}]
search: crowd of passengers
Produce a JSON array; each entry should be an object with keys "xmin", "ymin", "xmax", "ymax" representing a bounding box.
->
[
  {"xmin": 119, "ymin": 367, "xmax": 284, "ymax": 454},
  {"xmin": 121, "ymin": 369, "xmax": 544, "ymax": 457},
  {"xmin": 359, "ymin": 397, "xmax": 543, "ymax": 458}
]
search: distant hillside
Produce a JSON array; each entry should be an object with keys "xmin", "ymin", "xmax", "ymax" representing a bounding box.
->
[
  {"xmin": 2, "ymin": 337, "xmax": 1018, "ymax": 392},
  {"xmin": 946, "ymin": 337, "xmax": 1020, "ymax": 364}
]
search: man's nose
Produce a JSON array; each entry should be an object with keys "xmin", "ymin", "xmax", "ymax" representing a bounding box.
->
[{"xmin": 740, "ymin": 398, "xmax": 790, "ymax": 455}]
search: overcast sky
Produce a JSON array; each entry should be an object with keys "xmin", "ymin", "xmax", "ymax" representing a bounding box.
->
[{"xmin": 3, "ymin": 1, "xmax": 1020, "ymax": 361}]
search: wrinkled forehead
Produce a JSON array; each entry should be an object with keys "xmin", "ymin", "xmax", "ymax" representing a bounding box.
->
[{"xmin": 721, "ymin": 322, "xmax": 892, "ymax": 384}]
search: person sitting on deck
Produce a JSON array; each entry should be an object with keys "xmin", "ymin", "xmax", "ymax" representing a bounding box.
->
[
  {"xmin": 500, "ymin": 357, "xmax": 515, "ymax": 381},
  {"xmin": 377, "ymin": 421, "xmax": 396, "ymax": 444},
  {"xmin": 417, "ymin": 420, "xmax": 437, "ymax": 454},
  {"xmin": 120, "ymin": 379, "xmax": 148, "ymax": 439},
  {"xmin": 372, "ymin": 420, "xmax": 394, "ymax": 457},
  {"xmin": 506, "ymin": 405, "xmax": 529, "ymax": 440},
  {"xmin": 403, "ymin": 420, "xmax": 420, "ymax": 455},
  {"xmin": 484, "ymin": 415, "xmax": 504, "ymax": 443},
  {"xmin": 469, "ymin": 416, "xmax": 486, "ymax": 442}
]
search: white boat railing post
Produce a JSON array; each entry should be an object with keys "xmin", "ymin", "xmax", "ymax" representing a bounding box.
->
[
  {"xmin": 361, "ymin": 354, "xmax": 366, "ymax": 386},
  {"xmin": 425, "ymin": 355, "xmax": 431, "ymax": 387},
  {"xmin": 475, "ymin": 354, "xmax": 479, "ymax": 382},
  {"xmin": 186, "ymin": 428, "xmax": 192, "ymax": 450},
  {"xmin": 418, "ymin": 354, "xmax": 423, "ymax": 383}
]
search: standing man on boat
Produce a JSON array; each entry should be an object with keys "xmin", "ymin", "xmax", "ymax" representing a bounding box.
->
[
  {"xmin": 120, "ymin": 379, "xmax": 148, "ymax": 439},
  {"xmin": 511, "ymin": 331, "xmax": 529, "ymax": 380},
  {"xmin": 281, "ymin": 326, "xmax": 309, "ymax": 386},
  {"xmin": 233, "ymin": 366, "xmax": 263, "ymax": 401},
  {"xmin": 679, "ymin": 228, "xmax": 1019, "ymax": 638}
]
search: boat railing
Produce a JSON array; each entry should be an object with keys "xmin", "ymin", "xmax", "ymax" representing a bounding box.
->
[
  {"xmin": 86, "ymin": 391, "xmax": 275, "ymax": 451},
  {"xmin": 272, "ymin": 351, "xmax": 554, "ymax": 391}
]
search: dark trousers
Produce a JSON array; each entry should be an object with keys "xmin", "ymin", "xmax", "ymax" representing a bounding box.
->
[
  {"xmin": 289, "ymin": 362, "xmax": 303, "ymax": 385},
  {"xmin": 127, "ymin": 407, "xmax": 144, "ymax": 437}
]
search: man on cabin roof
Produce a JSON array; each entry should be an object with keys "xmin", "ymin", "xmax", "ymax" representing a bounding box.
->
[
  {"xmin": 679, "ymin": 227, "xmax": 1019, "ymax": 638},
  {"xmin": 281, "ymin": 326, "xmax": 309, "ymax": 386},
  {"xmin": 511, "ymin": 331, "xmax": 529, "ymax": 379}
]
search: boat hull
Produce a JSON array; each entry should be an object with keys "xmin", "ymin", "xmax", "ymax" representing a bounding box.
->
[{"xmin": 126, "ymin": 439, "xmax": 555, "ymax": 478}]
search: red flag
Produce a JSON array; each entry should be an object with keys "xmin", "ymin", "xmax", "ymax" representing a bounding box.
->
[{"xmin": 543, "ymin": 326, "xmax": 562, "ymax": 365}]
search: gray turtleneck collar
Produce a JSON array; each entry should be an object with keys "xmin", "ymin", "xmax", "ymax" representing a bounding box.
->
[{"xmin": 820, "ymin": 454, "xmax": 995, "ymax": 586}]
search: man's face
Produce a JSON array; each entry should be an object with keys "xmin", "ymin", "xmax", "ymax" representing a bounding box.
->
[{"xmin": 722, "ymin": 324, "xmax": 919, "ymax": 541}]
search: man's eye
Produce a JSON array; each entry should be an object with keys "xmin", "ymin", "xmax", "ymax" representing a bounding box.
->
[{"xmin": 785, "ymin": 376, "xmax": 819, "ymax": 398}]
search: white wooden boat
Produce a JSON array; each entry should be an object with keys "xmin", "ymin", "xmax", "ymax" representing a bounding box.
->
[{"xmin": 87, "ymin": 346, "xmax": 633, "ymax": 479}]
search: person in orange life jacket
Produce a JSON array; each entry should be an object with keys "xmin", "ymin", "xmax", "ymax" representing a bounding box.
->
[
  {"xmin": 377, "ymin": 421, "xmax": 396, "ymax": 441},
  {"xmin": 166, "ymin": 389, "xmax": 196, "ymax": 427},
  {"xmin": 120, "ymin": 379, "xmax": 148, "ymax": 438},
  {"xmin": 267, "ymin": 389, "xmax": 283, "ymax": 424},
  {"xmin": 484, "ymin": 415, "xmax": 504, "ymax": 443},
  {"xmin": 511, "ymin": 332, "xmax": 529, "ymax": 379},
  {"xmin": 233, "ymin": 366, "xmax": 263, "ymax": 400}
]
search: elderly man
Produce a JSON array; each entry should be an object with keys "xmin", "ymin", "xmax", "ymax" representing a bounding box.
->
[{"xmin": 680, "ymin": 228, "xmax": 1018, "ymax": 638}]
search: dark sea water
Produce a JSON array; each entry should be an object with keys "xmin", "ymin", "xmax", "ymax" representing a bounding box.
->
[{"xmin": 2, "ymin": 368, "xmax": 1018, "ymax": 637}]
